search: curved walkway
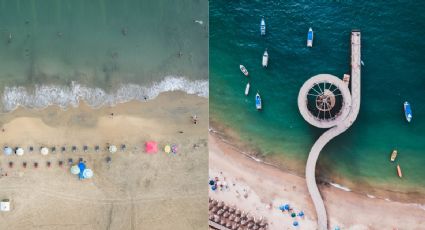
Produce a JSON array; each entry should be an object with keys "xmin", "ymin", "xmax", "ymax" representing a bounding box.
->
[{"xmin": 300, "ymin": 31, "xmax": 361, "ymax": 230}]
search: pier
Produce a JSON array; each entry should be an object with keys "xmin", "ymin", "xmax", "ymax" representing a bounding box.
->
[{"xmin": 298, "ymin": 30, "xmax": 361, "ymax": 230}]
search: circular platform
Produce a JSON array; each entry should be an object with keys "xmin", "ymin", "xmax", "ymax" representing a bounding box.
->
[{"xmin": 298, "ymin": 74, "xmax": 352, "ymax": 128}]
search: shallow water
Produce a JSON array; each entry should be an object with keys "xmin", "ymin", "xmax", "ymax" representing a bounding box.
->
[
  {"xmin": 210, "ymin": 0, "xmax": 425, "ymax": 198},
  {"xmin": 0, "ymin": 0, "xmax": 208, "ymax": 111}
]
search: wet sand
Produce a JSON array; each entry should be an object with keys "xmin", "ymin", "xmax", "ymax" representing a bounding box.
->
[
  {"xmin": 209, "ymin": 131, "xmax": 425, "ymax": 230},
  {"xmin": 0, "ymin": 91, "xmax": 208, "ymax": 230}
]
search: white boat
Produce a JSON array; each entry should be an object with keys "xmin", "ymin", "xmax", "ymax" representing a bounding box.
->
[
  {"xmin": 262, "ymin": 49, "xmax": 269, "ymax": 68},
  {"xmin": 260, "ymin": 18, "xmax": 266, "ymax": 36},
  {"xmin": 307, "ymin": 27, "xmax": 313, "ymax": 47},
  {"xmin": 255, "ymin": 93, "xmax": 262, "ymax": 110},
  {"xmin": 240, "ymin": 65, "xmax": 249, "ymax": 76},
  {"xmin": 245, "ymin": 82, "xmax": 250, "ymax": 96},
  {"xmin": 404, "ymin": 101, "xmax": 412, "ymax": 122}
]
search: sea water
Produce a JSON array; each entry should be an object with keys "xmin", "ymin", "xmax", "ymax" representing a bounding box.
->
[
  {"xmin": 210, "ymin": 0, "xmax": 425, "ymax": 199},
  {"xmin": 0, "ymin": 0, "xmax": 208, "ymax": 111}
]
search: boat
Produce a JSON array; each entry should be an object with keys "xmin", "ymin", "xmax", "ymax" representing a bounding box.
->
[
  {"xmin": 255, "ymin": 93, "xmax": 262, "ymax": 110},
  {"xmin": 390, "ymin": 150, "xmax": 397, "ymax": 162},
  {"xmin": 260, "ymin": 18, "xmax": 266, "ymax": 36},
  {"xmin": 262, "ymin": 49, "xmax": 269, "ymax": 67},
  {"xmin": 307, "ymin": 27, "xmax": 313, "ymax": 47},
  {"xmin": 404, "ymin": 101, "xmax": 412, "ymax": 122},
  {"xmin": 343, "ymin": 74, "xmax": 350, "ymax": 86},
  {"xmin": 245, "ymin": 82, "xmax": 250, "ymax": 96},
  {"xmin": 240, "ymin": 65, "xmax": 249, "ymax": 76},
  {"xmin": 397, "ymin": 164, "xmax": 402, "ymax": 178}
]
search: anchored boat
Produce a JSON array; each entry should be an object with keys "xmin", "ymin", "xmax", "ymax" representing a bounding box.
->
[
  {"xmin": 262, "ymin": 49, "xmax": 269, "ymax": 68},
  {"xmin": 390, "ymin": 150, "xmax": 397, "ymax": 162},
  {"xmin": 255, "ymin": 93, "xmax": 262, "ymax": 110},
  {"xmin": 307, "ymin": 27, "xmax": 313, "ymax": 47},
  {"xmin": 245, "ymin": 82, "xmax": 250, "ymax": 96},
  {"xmin": 240, "ymin": 65, "xmax": 249, "ymax": 77},
  {"xmin": 404, "ymin": 101, "xmax": 412, "ymax": 122},
  {"xmin": 260, "ymin": 18, "xmax": 266, "ymax": 36},
  {"xmin": 397, "ymin": 164, "xmax": 402, "ymax": 178}
]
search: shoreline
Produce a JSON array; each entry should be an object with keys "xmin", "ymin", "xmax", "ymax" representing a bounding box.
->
[
  {"xmin": 209, "ymin": 127, "xmax": 425, "ymax": 229},
  {"xmin": 209, "ymin": 118, "xmax": 425, "ymax": 205},
  {"xmin": 1, "ymin": 76, "xmax": 208, "ymax": 112}
]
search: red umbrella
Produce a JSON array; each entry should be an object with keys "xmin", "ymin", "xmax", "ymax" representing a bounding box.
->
[{"xmin": 145, "ymin": 141, "xmax": 158, "ymax": 154}]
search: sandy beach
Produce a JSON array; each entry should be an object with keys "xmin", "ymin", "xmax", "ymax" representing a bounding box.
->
[
  {"xmin": 209, "ymin": 131, "xmax": 425, "ymax": 230},
  {"xmin": 0, "ymin": 91, "xmax": 208, "ymax": 230}
]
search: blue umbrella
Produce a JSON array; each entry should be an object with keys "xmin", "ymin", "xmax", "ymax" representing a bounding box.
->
[
  {"xmin": 293, "ymin": 221, "xmax": 299, "ymax": 227},
  {"xmin": 298, "ymin": 211, "xmax": 304, "ymax": 217},
  {"xmin": 211, "ymin": 185, "xmax": 217, "ymax": 191},
  {"xmin": 284, "ymin": 204, "xmax": 290, "ymax": 211},
  {"xmin": 78, "ymin": 162, "xmax": 86, "ymax": 179},
  {"xmin": 209, "ymin": 180, "xmax": 215, "ymax": 185},
  {"xmin": 3, "ymin": 147, "xmax": 12, "ymax": 156},
  {"xmin": 334, "ymin": 227, "xmax": 340, "ymax": 230},
  {"xmin": 279, "ymin": 205, "xmax": 285, "ymax": 211}
]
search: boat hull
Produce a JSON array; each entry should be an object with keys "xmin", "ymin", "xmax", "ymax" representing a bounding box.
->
[
  {"xmin": 397, "ymin": 165, "xmax": 402, "ymax": 178},
  {"xmin": 404, "ymin": 102, "xmax": 412, "ymax": 122},
  {"xmin": 262, "ymin": 51, "xmax": 268, "ymax": 67},
  {"xmin": 239, "ymin": 65, "xmax": 249, "ymax": 77},
  {"xmin": 307, "ymin": 28, "xmax": 313, "ymax": 47},
  {"xmin": 260, "ymin": 18, "xmax": 266, "ymax": 36},
  {"xmin": 255, "ymin": 93, "xmax": 262, "ymax": 110},
  {"xmin": 245, "ymin": 83, "xmax": 250, "ymax": 96}
]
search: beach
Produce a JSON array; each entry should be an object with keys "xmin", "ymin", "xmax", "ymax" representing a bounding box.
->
[
  {"xmin": 0, "ymin": 91, "xmax": 208, "ymax": 230},
  {"xmin": 209, "ymin": 131, "xmax": 425, "ymax": 230}
]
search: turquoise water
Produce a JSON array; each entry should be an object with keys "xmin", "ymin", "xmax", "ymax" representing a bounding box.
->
[
  {"xmin": 210, "ymin": 1, "xmax": 425, "ymax": 198},
  {"xmin": 0, "ymin": 0, "xmax": 208, "ymax": 111}
]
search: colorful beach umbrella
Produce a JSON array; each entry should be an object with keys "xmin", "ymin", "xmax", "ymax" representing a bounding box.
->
[
  {"xmin": 293, "ymin": 221, "xmax": 299, "ymax": 227},
  {"xmin": 279, "ymin": 205, "xmax": 285, "ymax": 211},
  {"xmin": 171, "ymin": 144, "xmax": 178, "ymax": 154},
  {"xmin": 291, "ymin": 212, "xmax": 296, "ymax": 218},
  {"xmin": 82, "ymin": 169, "xmax": 93, "ymax": 179},
  {"xmin": 3, "ymin": 147, "xmax": 12, "ymax": 156},
  {"xmin": 298, "ymin": 211, "xmax": 304, "ymax": 217},
  {"xmin": 145, "ymin": 141, "xmax": 158, "ymax": 154},
  {"xmin": 70, "ymin": 165, "xmax": 80, "ymax": 175},
  {"xmin": 164, "ymin": 145, "xmax": 171, "ymax": 153},
  {"xmin": 16, "ymin": 147, "xmax": 24, "ymax": 156},
  {"xmin": 284, "ymin": 204, "xmax": 290, "ymax": 211},
  {"xmin": 40, "ymin": 147, "xmax": 49, "ymax": 155},
  {"xmin": 109, "ymin": 145, "xmax": 117, "ymax": 153},
  {"xmin": 209, "ymin": 180, "xmax": 215, "ymax": 186}
]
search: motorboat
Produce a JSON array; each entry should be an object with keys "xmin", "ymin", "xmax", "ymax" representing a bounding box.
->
[
  {"xmin": 262, "ymin": 49, "xmax": 269, "ymax": 67},
  {"xmin": 255, "ymin": 93, "xmax": 262, "ymax": 110},
  {"xmin": 245, "ymin": 82, "xmax": 250, "ymax": 96},
  {"xmin": 240, "ymin": 65, "xmax": 249, "ymax": 76},
  {"xmin": 260, "ymin": 18, "xmax": 266, "ymax": 36},
  {"xmin": 397, "ymin": 164, "xmax": 402, "ymax": 178},
  {"xmin": 390, "ymin": 150, "xmax": 397, "ymax": 162},
  {"xmin": 404, "ymin": 101, "xmax": 412, "ymax": 122},
  {"xmin": 307, "ymin": 27, "xmax": 313, "ymax": 47}
]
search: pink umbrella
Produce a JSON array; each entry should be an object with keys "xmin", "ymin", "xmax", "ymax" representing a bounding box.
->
[{"xmin": 145, "ymin": 141, "xmax": 158, "ymax": 154}]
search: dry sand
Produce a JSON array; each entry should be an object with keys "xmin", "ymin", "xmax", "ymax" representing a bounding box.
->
[
  {"xmin": 209, "ymin": 132, "xmax": 425, "ymax": 230},
  {"xmin": 0, "ymin": 91, "xmax": 208, "ymax": 230}
]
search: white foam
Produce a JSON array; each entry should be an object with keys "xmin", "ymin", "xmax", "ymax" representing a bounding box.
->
[
  {"xmin": 329, "ymin": 182, "xmax": 351, "ymax": 192},
  {"xmin": 2, "ymin": 76, "xmax": 208, "ymax": 111},
  {"xmin": 366, "ymin": 194, "xmax": 376, "ymax": 199}
]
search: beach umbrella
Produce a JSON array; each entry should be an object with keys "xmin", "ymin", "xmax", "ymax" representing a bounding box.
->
[
  {"xmin": 83, "ymin": 168, "xmax": 93, "ymax": 179},
  {"xmin": 109, "ymin": 145, "xmax": 117, "ymax": 153},
  {"xmin": 284, "ymin": 204, "xmax": 290, "ymax": 211},
  {"xmin": 293, "ymin": 221, "xmax": 299, "ymax": 227},
  {"xmin": 70, "ymin": 165, "xmax": 80, "ymax": 175},
  {"xmin": 145, "ymin": 141, "xmax": 158, "ymax": 154},
  {"xmin": 3, "ymin": 147, "xmax": 12, "ymax": 156},
  {"xmin": 164, "ymin": 145, "xmax": 171, "ymax": 153},
  {"xmin": 291, "ymin": 212, "xmax": 296, "ymax": 218},
  {"xmin": 211, "ymin": 185, "xmax": 217, "ymax": 191},
  {"xmin": 298, "ymin": 211, "xmax": 304, "ymax": 217},
  {"xmin": 40, "ymin": 147, "xmax": 49, "ymax": 155},
  {"xmin": 171, "ymin": 144, "xmax": 178, "ymax": 154},
  {"xmin": 16, "ymin": 147, "xmax": 24, "ymax": 156},
  {"xmin": 209, "ymin": 179, "xmax": 215, "ymax": 185}
]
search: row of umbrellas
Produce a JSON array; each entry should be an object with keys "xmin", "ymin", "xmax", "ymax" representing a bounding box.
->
[
  {"xmin": 209, "ymin": 198, "xmax": 268, "ymax": 230},
  {"xmin": 4, "ymin": 146, "xmax": 50, "ymax": 156},
  {"xmin": 278, "ymin": 204, "xmax": 305, "ymax": 227}
]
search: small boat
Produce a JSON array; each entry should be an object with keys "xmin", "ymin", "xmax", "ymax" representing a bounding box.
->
[
  {"xmin": 255, "ymin": 93, "xmax": 262, "ymax": 110},
  {"xmin": 397, "ymin": 164, "xmax": 402, "ymax": 178},
  {"xmin": 390, "ymin": 150, "xmax": 397, "ymax": 162},
  {"xmin": 245, "ymin": 82, "xmax": 250, "ymax": 96},
  {"xmin": 260, "ymin": 18, "xmax": 266, "ymax": 36},
  {"xmin": 240, "ymin": 65, "xmax": 249, "ymax": 76},
  {"xmin": 262, "ymin": 49, "xmax": 269, "ymax": 67},
  {"xmin": 404, "ymin": 101, "xmax": 412, "ymax": 122},
  {"xmin": 307, "ymin": 27, "xmax": 313, "ymax": 47},
  {"xmin": 343, "ymin": 74, "xmax": 350, "ymax": 86}
]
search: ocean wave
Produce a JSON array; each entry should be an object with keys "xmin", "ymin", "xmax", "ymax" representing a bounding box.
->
[
  {"xmin": 329, "ymin": 182, "xmax": 351, "ymax": 192},
  {"xmin": 2, "ymin": 76, "xmax": 208, "ymax": 111}
]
